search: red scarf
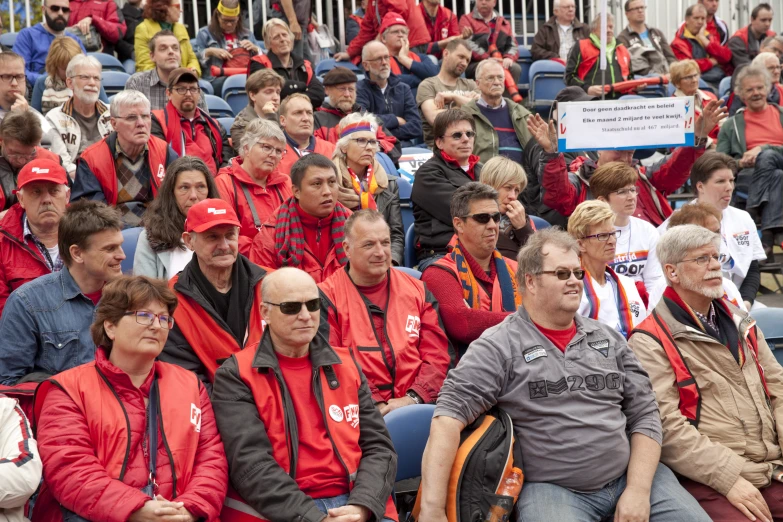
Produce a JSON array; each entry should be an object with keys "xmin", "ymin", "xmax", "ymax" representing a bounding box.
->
[
  {"xmin": 347, "ymin": 165, "xmax": 379, "ymax": 210},
  {"xmin": 273, "ymin": 197, "xmax": 350, "ymax": 269},
  {"xmin": 439, "ymin": 150, "xmax": 479, "ymax": 180},
  {"xmin": 162, "ymin": 101, "xmax": 223, "ymax": 162}
]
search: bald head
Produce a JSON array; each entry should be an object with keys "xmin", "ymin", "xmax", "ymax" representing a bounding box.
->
[{"xmin": 261, "ymin": 267, "xmax": 318, "ymax": 303}]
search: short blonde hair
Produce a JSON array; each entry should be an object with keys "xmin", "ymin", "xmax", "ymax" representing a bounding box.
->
[
  {"xmin": 45, "ymin": 36, "xmax": 83, "ymax": 79},
  {"xmin": 263, "ymin": 18, "xmax": 294, "ymax": 46},
  {"xmin": 568, "ymin": 200, "xmax": 615, "ymax": 239},
  {"xmin": 479, "ymin": 156, "xmax": 528, "ymax": 193},
  {"xmin": 279, "ymin": 92, "xmax": 312, "ymax": 116},
  {"xmin": 670, "ymin": 59, "xmax": 700, "ymax": 87}
]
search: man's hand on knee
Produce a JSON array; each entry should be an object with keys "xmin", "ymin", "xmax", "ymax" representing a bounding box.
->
[
  {"xmin": 726, "ymin": 476, "xmax": 771, "ymax": 522},
  {"xmin": 614, "ymin": 484, "xmax": 651, "ymax": 522}
]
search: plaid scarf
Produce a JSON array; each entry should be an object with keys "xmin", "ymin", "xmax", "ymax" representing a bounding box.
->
[
  {"xmin": 273, "ymin": 197, "xmax": 350, "ymax": 268},
  {"xmin": 450, "ymin": 239, "xmax": 520, "ymax": 311}
]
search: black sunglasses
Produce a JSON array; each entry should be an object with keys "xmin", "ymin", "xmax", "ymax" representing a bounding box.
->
[
  {"xmin": 463, "ymin": 212, "xmax": 501, "ymax": 224},
  {"xmin": 265, "ymin": 298, "xmax": 321, "ymax": 315},
  {"xmin": 442, "ymin": 131, "xmax": 476, "ymax": 140},
  {"xmin": 49, "ymin": 5, "xmax": 70, "ymax": 13},
  {"xmin": 539, "ymin": 269, "xmax": 586, "ymax": 281}
]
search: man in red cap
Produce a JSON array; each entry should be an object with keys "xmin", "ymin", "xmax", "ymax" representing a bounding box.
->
[
  {"xmin": 163, "ymin": 198, "xmax": 268, "ymax": 386},
  {"xmin": 378, "ymin": 13, "xmax": 438, "ymax": 90},
  {"xmin": 0, "ymin": 158, "xmax": 69, "ymax": 315}
]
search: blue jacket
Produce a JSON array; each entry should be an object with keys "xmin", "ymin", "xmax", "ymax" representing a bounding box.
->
[
  {"xmin": 393, "ymin": 53, "xmax": 439, "ymax": 90},
  {"xmin": 13, "ymin": 24, "xmax": 87, "ymax": 84},
  {"xmin": 356, "ymin": 75, "xmax": 422, "ymax": 142},
  {"xmin": 193, "ymin": 26, "xmax": 261, "ymax": 79},
  {"xmin": 0, "ymin": 267, "xmax": 97, "ymax": 385}
]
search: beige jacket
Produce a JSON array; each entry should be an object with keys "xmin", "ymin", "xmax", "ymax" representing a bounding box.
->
[{"xmin": 628, "ymin": 298, "xmax": 783, "ymax": 496}]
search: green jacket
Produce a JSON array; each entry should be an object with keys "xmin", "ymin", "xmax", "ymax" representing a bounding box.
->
[
  {"xmin": 462, "ymin": 98, "xmax": 533, "ymax": 164},
  {"xmin": 716, "ymin": 104, "xmax": 783, "ymax": 158}
]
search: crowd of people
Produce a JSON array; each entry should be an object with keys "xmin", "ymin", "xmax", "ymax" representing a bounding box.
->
[{"xmin": 3, "ymin": 0, "xmax": 783, "ymax": 521}]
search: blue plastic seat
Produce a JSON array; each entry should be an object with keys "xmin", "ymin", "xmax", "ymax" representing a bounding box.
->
[
  {"xmin": 384, "ymin": 404, "xmax": 435, "ymax": 481},
  {"xmin": 102, "ymin": 71, "xmax": 131, "ymax": 96},
  {"xmin": 396, "ymin": 175, "xmax": 412, "ymax": 200},
  {"xmin": 89, "ymin": 52, "xmax": 126, "ymax": 72},
  {"xmin": 404, "ymin": 224, "xmax": 417, "ymax": 268},
  {"xmin": 0, "ymin": 32, "xmax": 17, "ymax": 47},
  {"xmin": 223, "ymin": 74, "xmax": 248, "ymax": 116},
  {"xmin": 401, "ymin": 147, "xmax": 431, "ymax": 156},
  {"xmin": 530, "ymin": 215, "xmax": 551, "ymax": 230},
  {"xmin": 529, "ymin": 61, "xmax": 566, "ymax": 115},
  {"xmin": 315, "ymin": 58, "xmax": 363, "ymax": 79},
  {"xmin": 620, "ymin": 94, "xmax": 645, "ymax": 100},
  {"xmin": 217, "ymin": 117, "xmax": 235, "ymax": 136},
  {"xmin": 120, "ymin": 227, "xmax": 143, "ymax": 274},
  {"xmin": 205, "ymin": 94, "xmax": 235, "ymax": 117},
  {"xmin": 719, "ymin": 76, "xmax": 732, "ymax": 98},
  {"xmin": 517, "ymin": 46, "xmax": 532, "ymax": 93},
  {"xmin": 751, "ymin": 308, "xmax": 783, "ymax": 350},
  {"xmin": 393, "ymin": 266, "xmax": 422, "ymax": 280},
  {"xmin": 198, "ymin": 79, "xmax": 214, "ymax": 95},
  {"xmin": 123, "ymin": 59, "xmax": 136, "ymax": 75}
]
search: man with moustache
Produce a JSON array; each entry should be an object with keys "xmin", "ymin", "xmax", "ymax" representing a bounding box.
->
[
  {"xmin": 629, "ymin": 224, "xmax": 783, "ymax": 521},
  {"xmin": 13, "ymin": 0, "xmax": 86, "ymax": 85},
  {"xmin": 46, "ymin": 55, "xmax": 112, "ymax": 177}
]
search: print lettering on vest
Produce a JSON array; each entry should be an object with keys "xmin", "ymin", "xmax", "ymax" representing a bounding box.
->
[
  {"xmin": 344, "ymin": 404, "xmax": 360, "ymax": 428},
  {"xmin": 523, "ymin": 346, "xmax": 547, "ymax": 363},
  {"xmin": 529, "ymin": 373, "xmax": 622, "ymax": 399},
  {"xmin": 190, "ymin": 403, "xmax": 202, "ymax": 432},
  {"xmin": 405, "ymin": 315, "xmax": 421, "ymax": 338},
  {"xmin": 588, "ymin": 339, "xmax": 610, "ymax": 357},
  {"xmin": 329, "ymin": 404, "xmax": 344, "ymax": 422},
  {"xmin": 157, "ymin": 164, "xmax": 166, "ymax": 182},
  {"xmin": 62, "ymin": 133, "xmax": 77, "ymax": 145},
  {"xmin": 630, "ymin": 303, "xmax": 642, "ymax": 319}
]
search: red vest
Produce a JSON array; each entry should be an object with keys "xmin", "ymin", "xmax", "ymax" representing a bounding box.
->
[
  {"xmin": 633, "ymin": 304, "xmax": 770, "ymax": 426},
  {"xmin": 389, "ymin": 52, "xmax": 421, "ymax": 76},
  {"xmin": 431, "ymin": 253, "xmax": 518, "ymax": 312},
  {"xmin": 169, "ymin": 274, "xmax": 265, "ymax": 383},
  {"xmin": 80, "ymin": 136, "xmax": 169, "ymax": 205},
  {"xmin": 732, "ymin": 25, "xmax": 775, "ymax": 47},
  {"xmin": 224, "ymin": 344, "xmax": 397, "ymax": 522},
  {"xmin": 277, "ymin": 138, "xmax": 336, "ymax": 177},
  {"xmin": 319, "ymin": 268, "xmax": 427, "ymax": 401},
  {"xmin": 576, "ymin": 39, "xmax": 631, "ymax": 83},
  {"xmin": 152, "ymin": 109, "xmax": 223, "ymax": 174},
  {"xmin": 247, "ymin": 54, "xmax": 314, "ymax": 83}
]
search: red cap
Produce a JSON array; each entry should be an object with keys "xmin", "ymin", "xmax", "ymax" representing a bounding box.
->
[
  {"xmin": 15, "ymin": 159, "xmax": 68, "ymax": 193},
  {"xmin": 185, "ymin": 199, "xmax": 241, "ymax": 233},
  {"xmin": 379, "ymin": 12, "xmax": 408, "ymax": 35}
]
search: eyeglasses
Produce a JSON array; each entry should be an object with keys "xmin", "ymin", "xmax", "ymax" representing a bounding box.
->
[
  {"xmin": 442, "ymin": 131, "xmax": 476, "ymax": 140},
  {"xmin": 583, "ymin": 230, "xmax": 621, "ymax": 241},
  {"xmin": 172, "ymin": 87, "xmax": 201, "ymax": 95},
  {"xmin": 0, "ymin": 74, "xmax": 25, "ymax": 84},
  {"xmin": 264, "ymin": 298, "xmax": 321, "ymax": 315},
  {"xmin": 115, "ymin": 113, "xmax": 152, "ymax": 123},
  {"xmin": 48, "ymin": 5, "xmax": 70, "ymax": 13},
  {"xmin": 124, "ymin": 310, "xmax": 175, "ymax": 329},
  {"xmin": 611, "ymin": 186, "xmax": 638, "ymax": 196},
  {"xmin": 70, "ymin": 74, "xmax": 101, "ymax": 82},
  {"xmin": 626, "ymin": 5, "xmax": 646, "ymax": 12},
  {"xmin": 256, "ymin": 143, "xmax": 286, "ymax": 157},
  {"xmin": 539, "ymin": 269, "xmax": 586, "ymax": 280},
  {"xmin": 681, "ymin": 73, "xmax": 700, "ymax": 82},
  {"xmin": 462, "ymin": 212, "xmax": 501, "ymax": 224},
  {"xmin": 366, "ymin": 55, "xmax": 391, "ymax": 63},
  {"xmin": 350, "ymin": 137, "xmax": 380, "ymax": 149},
  {"xmin": 3, "ymin": 148, "xmax": 37, "ymax": 162},
  {"xmin": 679, "ymin": 254, "xmax": 720, "ymax": 266}
]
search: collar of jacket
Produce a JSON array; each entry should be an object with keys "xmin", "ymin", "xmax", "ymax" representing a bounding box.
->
[
  {"xmin": 471, "ymin": 7, "xmax": 498, "ymax": 21},
  {"xmin": 62, "ymin": 97, "xmax": 109, "ymax": 118},
  {"xmin": 229, "ymin": 156, "xmax": 289, "ymax": 188},
  {"xmin": 251, "ymin": 328, "xmax": 342, "ymax": 371},
  {"xmin": 0, "ymin": 203, "xmax": 26, "ymax": 239},
  {"xmin": 175, "ymin": 253, "xmax": 266, "ymax": 312},
  {"xmin": 267, "ymin": 50, "xmax": 304, "ymax": 70},
  {"xmin": 368, "ymin": 75, "xmax": 401, "ymax": 89},
  {"xmin": 652, "ymin": 294, "xmax": 755, "ymax": 340},
  {"xmin": 58, "ymin": 266, "xmax": 87, "ymax": 301}
]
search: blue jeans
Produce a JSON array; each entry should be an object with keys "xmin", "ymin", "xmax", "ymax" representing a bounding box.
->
[
  {"xmin": 516, "ymin": 463, "xmax": 710, "ymax": 521},
  {"xmin": 748, "ymin": 149, "xmax": 783, "ymax": 230},
  {"xmin": 312, "ymin": 494, "xmax": 395, "ymax": 522}
]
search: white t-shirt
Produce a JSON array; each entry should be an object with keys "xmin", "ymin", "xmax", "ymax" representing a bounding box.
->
[
  {"xmin": 166, "ymin": 248, "xmax": 194, "ymax": 280},
  {"xmin": 46, "ymin": 245, "xmax": 60, "ymax": 269},
  {"xmin": 610, "ymin": 216, "xmax": 666, "ymax": 310},
  {"xmin": 578, "ymin": 269, "xmax": 648, "ymax": 336}
]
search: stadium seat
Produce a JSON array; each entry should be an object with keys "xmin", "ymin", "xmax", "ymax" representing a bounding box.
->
[
  {"xmin": 123, "ymin": 59, "xmax": 136, "ymax": 75},
  {"xmin": 102, "ymin": 71, "xmax": 131, "ymax": 96},
  {"xmin": 529, "ymin": 61, "xmax": 566, "ymax": 115},
  {"xmin": 751, "ymin": 308, "xmax": 783, "ymax": 350},
  {"xmin": 393, "ymin": 266, "xmax": 422, "ymax": 280},
  {"xmin": 120, "ymin": 227, "xmax": 143, "ymax": 274},
  {"xmin": 199, "ymin": 79, "xmax": 214, "ymax": 95},
  {"xmin": 0, "ymin": 32, "xmax": 17, "ymax": 47},
  {"xmin": 719, "ymin": 76, "xmax": 732, "ymax": 98},
  {"xmin": 222, "ymin": 74, "xmax": 248, "ymax": 117},
  {"xmin": 217, "ymin": 117, "xmax": 235, "ymax": 135},
  {"xmin": 384, "ymin": 404, "xmax": 435, "ymax": 481},
  {"xmin": 205, "ymin": 94, "xmax": 235, "ymax": 117},
  {"xmin": 89, "ymin": 52, "xmax": 126, "ymax": 73},
  {"xmin": 404, "ymin": 224, "xmax": 416, "ymax": 268},
  {"xmin": 401, "ymin": 147, "xmax": 431, "ymax": 155},
  {"xmin": 620, "ymin": 94, "xmax": 645, "ymax": 100},
  {"xmin": 699, "ymin": 78, "xmax": 717, "ymax": 96},
  {"xmin": 517, "ymin": 46, "xmax": 532, "ymax": 94},
  {"xmin": 396, "ymin": 174, "xmax": 412, "ymax": 200},
  {"xmin": 530, "ymin": 216, "xmax": 551, "ymax": 230},
  {"xmin": 315, "ymin": 58, "xmax": 363, "ymax": 80}
]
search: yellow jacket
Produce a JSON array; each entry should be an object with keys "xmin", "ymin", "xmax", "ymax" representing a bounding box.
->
[{"xmin": 134, "ymin": 19, "xmax": 201, "ymax": 75}]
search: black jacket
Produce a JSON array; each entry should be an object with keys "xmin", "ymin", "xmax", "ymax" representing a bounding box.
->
[
  {"xmin": 249, "ymin": 51, "xmax": 325, "ymax": 109},
  {"xmin": 411, "ymin": 150, "xmax": 481, "ymax": 260},
  {"xmin": 497, "ymin": 216, "xmax": 535, "ymax": 260},
  {"xmin": 531, "ymin": 16, "xmax": 590, "ymax": 61},
  {"xmin": 211, "ymin": 330, "xmax": 397, "ymax": 522},
  {"xmin": 116, "ymin": 3, "xmax": 143, "ymax": 62}
]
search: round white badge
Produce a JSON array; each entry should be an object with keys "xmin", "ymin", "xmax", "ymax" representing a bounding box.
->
[{"xmin": 329, "ymin": 405, "xmax": 344, "ymax": 422}]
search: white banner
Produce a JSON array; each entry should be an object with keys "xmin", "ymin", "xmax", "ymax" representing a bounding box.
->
[{"xmin": 557, "ymin": 96, "xmax": 696, "ymax": 152}]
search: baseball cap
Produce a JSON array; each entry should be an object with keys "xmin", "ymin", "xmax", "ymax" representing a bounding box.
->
[
  {"xmin": 379, "ymin": 12, "xmax": 408, "ymax": 35},
  {"xmin": 168, "ymin": 67, "xmax": 200, "ymax": 89},
  {"xmin": 185, "ymin": 199, "xmax": 241, "ymax": 233},
  {"xmin": 15, "ymin": 159, "xmax": 68, "ymax": 192}
]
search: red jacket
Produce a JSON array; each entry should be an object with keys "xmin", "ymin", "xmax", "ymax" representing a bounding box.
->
[
  {"xmin": 671, "ymin": 26, "xmax": 733, "ymax": 75},
  {"xmin": 346, "ymin": 0, "xmax": 431, "ymax": 59},
  {"xmin": 250, "ymin": 207, "xmax": 346, "ymax": 283},
  {"xmin": 459, "ymin": 9, "xmax": 517, "ymax": 60},
  {"xmin": 0, "ymin": 204, "xmax": 52, "ymax": 316},
  {"xmin": 319, "ymin": 267, "xmax": 451, "ymax": 404},
  {"xmin": 0, "ymin": 147, "xmax": 59, "ymax": 212},
  {"xmin": 420, "ymin": 2, "xmax": 460, "ymax": 57},
  {"xmin": 215, "ymin": 158, "xmax": 292, "ymax": 257},
  {"xmin": 541, "ymin": 147, "xmax": 706, "ymax": 226},
  {"xmin": 277, "ymin": 138, "xmax": 335, "ymax": 177},
  {"xmin": 33, "ymin": 349, "xmax": 228, "ymax": 522},
  {"xmin": 68, "ymin": 0, "xmax": 126, "ymax": 47},
  {"xmin": 152, "ymin": 108, "xmax": 224, "ymax": 175}
]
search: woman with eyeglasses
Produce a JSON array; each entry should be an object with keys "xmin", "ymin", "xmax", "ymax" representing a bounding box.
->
[
  {"xmin": 135, "ymin": 157, "xmax": 220, "ymax": 280},
  {"xmin": 569, "ymin": 200, "xmax": 648, "ymax": 338},
  {"xmin": 194, "ymin": 0, "xmax": 261, "ymax": 97},
  {"xmin": 670, "ymin": 59, "xmax": 719, "ymax": 141},
  {"xmin": 215, "ymin": 118, "xmax": 292, "ymax": 257},
  {"xmin": 135, "ymin": 0, "xmax": 200, "ymax": 74},
  {"xmin": 332, "ymin": 113, "xmax": 404, "ymax": 265},
  {"xmin": 34, "ymin": 275, "xmax": 228, "ymax": 522}
]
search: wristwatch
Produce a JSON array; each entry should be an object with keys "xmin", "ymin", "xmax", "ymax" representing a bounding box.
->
[{"xmin": 406, "ymin": 391, "xmax": 424, "ymax": 404}]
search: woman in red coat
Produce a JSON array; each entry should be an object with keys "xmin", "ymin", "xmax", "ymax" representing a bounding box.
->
[{"xmin": 34, "ymin": 276, "xmax": 228, "ymax": 522}]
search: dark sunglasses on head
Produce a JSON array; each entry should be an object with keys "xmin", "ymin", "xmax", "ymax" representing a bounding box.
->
[
  {"xmin": 463, "ymin": 212, "xmax": 501, "ymax": 224},
  {"xmin": 540, "ymin": 269, "xmax": 586, "ymax": 281},
  {"xmin": 49, "ymin": 5, "xmax": 70, "ymax": 13},
  {"xmin": 265, "ymin": 298, "xmax": 321, "ymax": 315},
  {"xmin": 442, "ymin": 131, "xmax": 476, "ymax": 140}
]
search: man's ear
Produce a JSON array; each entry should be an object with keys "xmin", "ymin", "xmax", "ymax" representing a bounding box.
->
[{"xmin": 664, "ymin": 263, "xmax": 679, "ymax": 284}]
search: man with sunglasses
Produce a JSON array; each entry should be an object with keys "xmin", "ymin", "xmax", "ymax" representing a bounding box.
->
[
  {"xmin": 629, "ymin": 224, "xmax": 783, "ymax": 522},
  {"xmin": 213, "ymin": 267, "xmax": 398, "ymax": 522},
  {"xmin": 421, "ymin": 227, "xmax": 709, "ymax": 522},
  {"xmin": 163, "ymin": 198, "xmax": 268, "ymax": 387},
  {"xmin": 422, "ymin": 182, "xmax": 521, "ymax": 357},
  {"xmin": 150, "ymin": 68, "xmax": 232, "ymax": 176},
  {"xmin": 319, "ymin": 210, "xmax": 451, "ymax": 416}
]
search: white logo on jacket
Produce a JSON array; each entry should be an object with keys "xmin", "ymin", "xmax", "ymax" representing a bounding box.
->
[
  {"xmin": 405, "ymin": 315, "xmax": 421, "ymax": 338},
  {"xmin": 157, "ymin": 164, "xmax": 166, "ymax": 181},
  {"xmin": 344, "ymin": 404, "xmax": 360, "ymax": 428},
  {"xmin": 329, "ymin": 404, "xmax": 344, "ymax": 422},
  {"xmin": 190, "ymin": 404, "xmax": 202, "ymax": 432}
]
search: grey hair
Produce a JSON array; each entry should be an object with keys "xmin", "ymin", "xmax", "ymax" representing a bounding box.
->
[
  {"xmin": 516, "ymin": 228, "xmax": 580, "ymax": 290},
  {"xmin": 333, "ymin": 112, "xmax": 379, "ymax": 158},
  {"xmin": 656, "ymin": 224, "xmax": 720, "ymax": 284},
  {"xmin": 475, "ymin": 58, "xmax": 504, "ymax": 80},
  {"xmin": 240, "ymin": 118, "xmax": 285, "ymax": 157},
  {"xmin": 553, "ymin": 0, "xmax": 561, "ymax": 8},
  {"xmin": 752, "ymin": 51, "xmax": 780, "ymax": 73},
  {"xmin": 735, "ymin": 64, "xmax": 772, "ymax": 96},
  {"xmin": 362, "ymin": 40, "xmax": 386, "ymax": 61},
  {"xmin": 591, "ymin": 12, "xmax": 614, "ymax": 32},
  {"xmin": 344, "ymin": 209, "xmax": 388, "ymax": 241},
  {"xmin": 110, "ymin": 90, "xmax": 151, "ymax": 117},
  {"xmin": 450, "ymin": 182, "xmax": 498, "ymax": 220},
  {"xmin": 65, "ymin": 54, "xmax": 102, "ymax": 78},
  {"xmin": 262, "ymin": 18, "xmax": 294, "ymax": 45}
]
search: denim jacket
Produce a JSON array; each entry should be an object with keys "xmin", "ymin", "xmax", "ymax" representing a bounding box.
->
[{"xmin": 0, "ymin": 267, "xmax": 97, "ymax": 385}]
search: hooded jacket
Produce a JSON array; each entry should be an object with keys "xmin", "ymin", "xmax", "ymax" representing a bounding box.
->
[
  {"xmin": 420, "ymin": 2, "xmax": 461, "ymax": 57},
  {"xmin": 45, "ymin": 98, "xmax": 113, "ymax": 176},
  {"xmin": 345, "ymin": 0, "xmax": 431, "ymax": 59}
]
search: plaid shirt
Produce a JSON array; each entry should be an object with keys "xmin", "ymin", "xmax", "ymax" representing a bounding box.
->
[
  {"xmin": 23, "ymin": 215, "xmax": 63, "ymax": 272},
  {"xmin": 125, "ymin": 68, "xmax": 209, "ymax": 111}
]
